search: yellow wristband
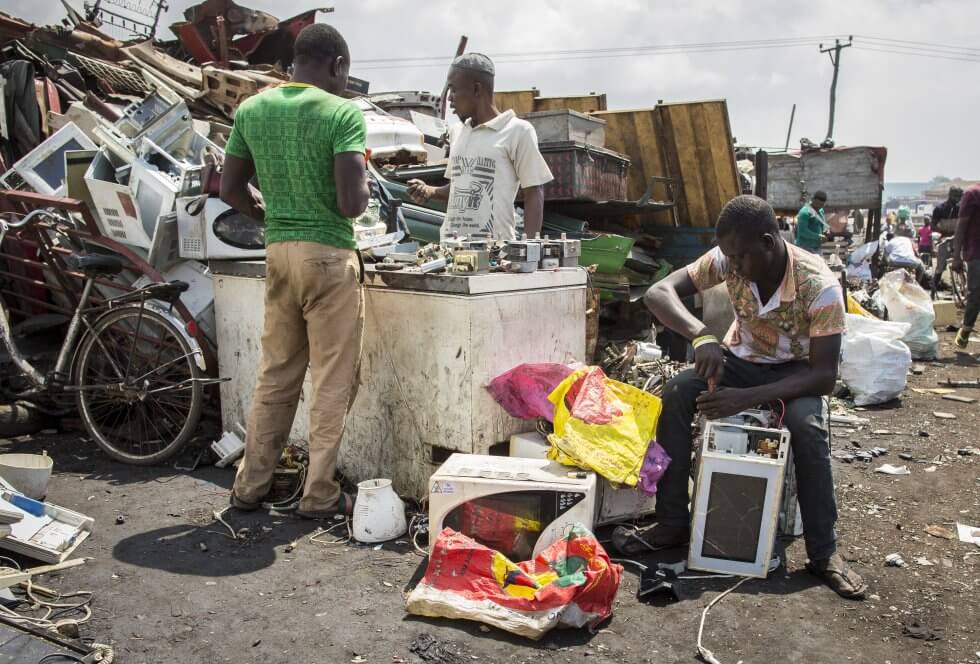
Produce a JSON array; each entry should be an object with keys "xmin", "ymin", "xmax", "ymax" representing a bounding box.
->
[{"xmin": 692, "ymin": 335, "xmax": 719, "ymax": 349}]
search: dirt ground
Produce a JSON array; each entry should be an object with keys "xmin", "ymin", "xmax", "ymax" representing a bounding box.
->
[{"xmin": 1, "ymin": 330, "xmax": 978, "ymax": 664}]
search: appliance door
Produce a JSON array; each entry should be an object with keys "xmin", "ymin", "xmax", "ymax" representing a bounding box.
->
[
  {"xmin": 206, "ymin": 199, "xmax": 266, "ymax": 259},
  {"xmin": 689, "ymin": 456, "xmax": 785, "ymax": 578},
  {"xmin": 442, "ymin": 489, "xmax": 587, "ymax": 561}
]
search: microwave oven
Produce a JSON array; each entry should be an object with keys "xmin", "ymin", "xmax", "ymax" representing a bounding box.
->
[
  {"xmin": 176, "ymin": 196, "xmax": 266, "ymax": 260},
  {"xmin": 689, "ymin": 412, "xmax": 790, "ymax": 578},
  {"xmin": 428, "ymin": 453, "xmax": 596, "ymax": 562},
  {"xmin": 508, "ymin": 431, "xmax": 657, "ymax": 526}
]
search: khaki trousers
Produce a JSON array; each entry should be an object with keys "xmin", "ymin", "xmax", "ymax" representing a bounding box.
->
[{"xmin": 233, "ymin": 241, "xmax": 363, "ymax": 512}]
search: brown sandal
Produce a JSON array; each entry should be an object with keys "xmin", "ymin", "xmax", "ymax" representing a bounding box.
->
[{"xmin": 806, "ymin": 557, "xmax": 868, "ymax": 600}]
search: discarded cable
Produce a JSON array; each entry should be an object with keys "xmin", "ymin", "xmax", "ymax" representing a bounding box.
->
[
  {"xmin": 696, "ymin": 575, "xmax": 751, "ymax": 664},
  {"xmin": 309, "ymin": 517, "xmax": 352, "ymax": 546}
]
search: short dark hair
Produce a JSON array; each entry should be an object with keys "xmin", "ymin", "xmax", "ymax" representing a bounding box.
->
[
  {"xmin": 294, "ymin": 23, "xmax": 349, "ymax": 65},
  {"xmin": 813, "ymin": 190, "xmax": 828, "ymax": 202},
  {"xmin": 715, "ymin": 195, "xmax": 779, "ymax": 239}
]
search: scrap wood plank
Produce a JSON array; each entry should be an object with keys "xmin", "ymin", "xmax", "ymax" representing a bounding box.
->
[{"xmin": 533, "ymin": 93, "xmax": 607, "ymax": 113}]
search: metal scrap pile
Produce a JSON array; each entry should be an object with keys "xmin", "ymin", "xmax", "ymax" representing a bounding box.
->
[
  {"xmin": 599, "ymin": 341, "xmax": 687, "ymax": 396},
  {"xmin": 0, "ymin": 1, "xmax": 352, "ymax": 133}
]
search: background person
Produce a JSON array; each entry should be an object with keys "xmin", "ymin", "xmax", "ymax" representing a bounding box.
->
[
  {"xmin": 406, "ymin": 53, "xmax": 553, "ymax": 241},
  {"xmin": 952, "ymin": 183, "xmax": 980, "ymax": 349},
  {"xmin": 795, "ymin": 190, "xmax": 828, "ymax": 253}
]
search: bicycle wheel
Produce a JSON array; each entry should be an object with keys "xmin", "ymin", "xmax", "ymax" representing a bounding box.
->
[
  {"xmin": 74, "ymin": 306, "xmax": 203, "ymax": 465},
  {"xmin": 951, "ymin": 269, "xmax": 968, "ymax": 309}
]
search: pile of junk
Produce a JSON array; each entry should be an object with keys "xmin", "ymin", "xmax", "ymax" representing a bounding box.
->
[{"xmin": 0, "ymin": 1, "xmax": 741, "ymax": 430}]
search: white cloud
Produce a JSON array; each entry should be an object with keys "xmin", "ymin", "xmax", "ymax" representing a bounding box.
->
[{"xmin": 5, "ymin": 0, "xmax": 979, "ymax": 180}]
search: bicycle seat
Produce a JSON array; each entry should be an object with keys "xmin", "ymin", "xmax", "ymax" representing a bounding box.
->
[{"xmin": 69, "ymin": 253, "xmax": 125, "ymax": 276}]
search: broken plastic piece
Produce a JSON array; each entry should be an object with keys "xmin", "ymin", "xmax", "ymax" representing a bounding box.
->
[{"xmin": 874, "ymin": 464, "xmax": 911, "ymax": 476}]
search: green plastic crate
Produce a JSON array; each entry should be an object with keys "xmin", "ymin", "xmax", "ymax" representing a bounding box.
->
[{"xmin": 580, "ymin": 234, "xmax": 635, "ymax": 273}]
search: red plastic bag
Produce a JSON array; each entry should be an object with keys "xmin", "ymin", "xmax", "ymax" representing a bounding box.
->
[
  {"xmin": 406, "ymin": 525, "xmax": 622, "ymax": 640},
  {"xmin": 486, "ymin": 363, "xmax": 574, "ymax": 422}
]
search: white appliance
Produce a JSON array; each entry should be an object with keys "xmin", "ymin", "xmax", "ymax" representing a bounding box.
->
[
  {"xmin": 508, "ymin": 431, "xmax": 657, "ymax": 526},
  {"xmin": 1, "ymin": 123, "xmax": 97, "ymax": 195},
  {"xmin": 84, "ymin": 148, "xmax": 153, "ymax": 248},
  {"xmin": 176, "ymin": 196, "xmax": 265, "ymax": 260},
  {"xmin": 428, "ymin": 453, "xmax": 596, "ymax": 561},
  {"xmin": 689, "ymin": 412, "xmax": 790, "ymax": 578}
]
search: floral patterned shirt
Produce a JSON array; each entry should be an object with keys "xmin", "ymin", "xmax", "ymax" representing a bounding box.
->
[{"xmin": 687, "ymin": 243, "xmax": 845, "ymax": 363}]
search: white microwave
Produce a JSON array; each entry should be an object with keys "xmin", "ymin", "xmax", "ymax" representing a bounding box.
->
[
  {"xmin": 428, "ymin": 453, "xmax": 596, "ymax": 562},
  {"xmin": 176, "ymin": 195, "xmax": 266, "ymax": 260}
]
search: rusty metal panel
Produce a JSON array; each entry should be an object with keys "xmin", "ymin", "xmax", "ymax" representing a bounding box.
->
[
  {"xmin": 766, "ymin": 146, "xmax": 887, "ymax": 213},
  {"xmin": 655, "ymin": 100, "xmax": 740, "ymax": 228},
  {"xmin": 494, "ymin": 90, "xmax": 538, "ymax": 116},
  {"xmin": 533, "ymin": 94, "xmax": 607, "ymax": 114},
  {"xmin": 537, "ymin": 142, "xmax": 629, "ymax": 202},
  {"xmin": 591, "ymin": 108, "xmax": 674, "ymax": 226}
]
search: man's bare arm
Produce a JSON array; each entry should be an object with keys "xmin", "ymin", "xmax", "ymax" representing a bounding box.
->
[
  {"xmin": 334, "ymin": 152, "xmax": 370, "ymax": 218},
  {"xmin": 696, "ymin": 333, "xmax": 841, "ymax": 419},
  {"xmin": 643, "ymin": 269, "xmax": 724, "ymax": 386},
  {"xmin": 407, "ymin": 179, "xmax": 449, "ymax": 203},
  {"xmin": 521, "ymin": 185, "xmax": 544, "ymax": 238},
  {"xmin": 219, "ymin": 154, "xmax": 265, "ymax": 222}
]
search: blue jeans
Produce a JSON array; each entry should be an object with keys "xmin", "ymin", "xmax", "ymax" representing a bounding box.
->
[{"xmin": 656, "ymin": 352, "xmax": 839, "ymax": 560}]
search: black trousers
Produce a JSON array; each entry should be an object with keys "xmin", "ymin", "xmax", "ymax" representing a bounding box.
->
[{"xmin": 656, "ymin": 351, "xmax": 839, "ymax": 560}]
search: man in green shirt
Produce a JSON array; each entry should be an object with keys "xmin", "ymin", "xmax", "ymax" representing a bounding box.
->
[
  {"xmin": 795, "ymin": 190, "xmax": 828, "ymax": 254},
  {"xmin": 221, "ymin": 23, "xmax": 369, "ymax": 519}
]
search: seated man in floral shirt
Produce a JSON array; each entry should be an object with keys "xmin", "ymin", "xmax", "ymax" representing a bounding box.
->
[{"xmin": 615, "ymin": 195, "xmax": 866, "ymax": 600}]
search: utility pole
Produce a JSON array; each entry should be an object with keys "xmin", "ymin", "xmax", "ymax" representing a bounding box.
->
[{"xmin": 819, "ymin": 36, "xmax": 853, "ymax": 147}]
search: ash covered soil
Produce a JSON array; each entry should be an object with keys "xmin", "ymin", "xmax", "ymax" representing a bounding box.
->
[{"xmin": 2, "ymin": 331, "xmax": 978, "ymax": 664}]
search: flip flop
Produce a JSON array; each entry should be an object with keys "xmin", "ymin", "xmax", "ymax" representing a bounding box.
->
[{"xmin": 806, "ymin": 559, "xmax": 868, "ymax": 600}]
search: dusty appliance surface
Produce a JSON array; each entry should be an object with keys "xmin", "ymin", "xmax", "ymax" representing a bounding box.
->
[{"xmin": 211, "ymin": 262, "xmax": 587, "ymax": 498}]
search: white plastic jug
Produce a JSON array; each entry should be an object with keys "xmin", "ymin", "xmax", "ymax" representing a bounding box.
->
[{"xmin": 352, "ymin": 479, "xmax": 407, "ymax": 543}]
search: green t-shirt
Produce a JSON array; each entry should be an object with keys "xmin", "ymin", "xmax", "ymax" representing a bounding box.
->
[{"xmin": 224, "ymin": 83, "xmax": 367, "ymax": 250}]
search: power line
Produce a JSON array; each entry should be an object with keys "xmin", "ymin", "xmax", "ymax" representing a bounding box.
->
[
  {"xmin": 354, "ymin": 34, "xmax": 980, "ymax": 72},
  {"xmin": 356, "ymin": 39, "xmax": 837, "ymax": 71},
  {"xmin": 853, "ymin": 45, "xmax": 980, "ymax": 63},
  {"xmin": 355, "ymin": 35, "xmax": 846, "ymax": 65},
  {"xmin": 853, "ymin": 35, "xmax": 980, "ymax": 55}
]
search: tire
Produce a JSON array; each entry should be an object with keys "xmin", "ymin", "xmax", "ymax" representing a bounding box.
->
[
  {"xmin": 951, "ymin": 269, "xmax": 968, "ymax": 309},
  {"xmin": 74, "ymin": 306, "xmax": 203, "ymax": 465}
]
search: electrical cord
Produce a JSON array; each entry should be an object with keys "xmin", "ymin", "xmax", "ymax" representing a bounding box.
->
[
  {"xmin": 36, "ymin": 654, "xmax": 85, "ymax": 664},
  {"xmin": 696, "ymin": 576, "xmax": 751, "ymax": 664}
]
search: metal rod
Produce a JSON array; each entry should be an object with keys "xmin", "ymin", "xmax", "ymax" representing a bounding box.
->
[
  {"xmin": 784, "ymin": 103, "xmax": 796, "ymax": 151},
  {"xmin": 440, "ymin": 35, "xmax": 469, "ymax": 120}
]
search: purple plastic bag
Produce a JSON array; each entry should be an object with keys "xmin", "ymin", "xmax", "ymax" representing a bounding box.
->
[
  {"xmin": 637, "ymin": 440, "xmax": 671, "ymax": 497},
  {"xmin": 486, "ymin": 363, "xmax": 574, "ymax": 422}
]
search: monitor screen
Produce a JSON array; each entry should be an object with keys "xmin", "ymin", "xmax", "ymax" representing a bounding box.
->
[
  {"xmin": 702, "ymin": 472, "xmax": 768, "ymax": 563},
  {"xmin": 32, "ymin": 138, "xmax": 85, "ymax": 190}
]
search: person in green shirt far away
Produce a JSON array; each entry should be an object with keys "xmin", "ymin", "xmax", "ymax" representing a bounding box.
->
[
  {"xmin": 795, "ymin": 190, "xmax": 828, "ymax": 254},
  {"xmin": 220, "ymin": 23, "xmax": 370, "ymax": 520}
]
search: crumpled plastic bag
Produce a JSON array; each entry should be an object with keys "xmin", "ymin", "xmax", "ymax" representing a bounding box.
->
[
  {"xmin": 486, "ymin": 363, "xmax": 574, "ymax": 422},
  {"xmin": 840, "ymin": 313, "xmax": 912, "ymax": 406},
  {"xmin": 636, "ymin": 440, "xmax": 671, "ymax": 496},
  {"xmin": 405, "ymin": 525, "xmax": 622, "ymax": 640},
  {"xmin": 878, "ymin": 269, "xmax": 939, "ymax": 360},
  {"xmin": 546, "ymin": 367, "xmax": 663, "ymax": 486}
]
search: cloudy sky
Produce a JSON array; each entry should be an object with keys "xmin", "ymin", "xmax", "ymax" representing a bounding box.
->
[{"xmin": 9, "ymin": 0, "xmax": 979, "ymax": 181}]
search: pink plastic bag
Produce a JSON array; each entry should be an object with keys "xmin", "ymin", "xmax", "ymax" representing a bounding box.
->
[
  {"xmin": 636, "ymin": 440, "xmax": 671, "ymax": 497},
  {"xmin": 487, "ymin": 363, "xmax": 573, "ymax": 422}
]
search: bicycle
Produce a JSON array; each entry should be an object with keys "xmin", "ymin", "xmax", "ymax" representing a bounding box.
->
[
  {"xmin": 1, "ymin": 209, "xmax": 221, "ymax": 464},
  {"xmin": 931, "ymin": 237, "xmax": 968, "ymax": 307}
]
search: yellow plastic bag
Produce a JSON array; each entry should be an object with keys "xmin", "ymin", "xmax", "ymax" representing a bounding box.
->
[
  {"xmin": 546, "ymin": 367, "xmax": 662, "ymax": 486},
  {"xmin": 846, "ymin": 293, "xmax": 874, "ymax": 318}
]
